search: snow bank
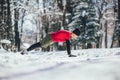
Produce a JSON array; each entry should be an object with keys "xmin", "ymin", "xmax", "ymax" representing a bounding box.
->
[
  {"xmin": 0, "ymin": 48, "xmax": 120, "ymax": 80},
  {"xmin": 0, "ymin": 39, "xmax": 11, "ymax": 44}
]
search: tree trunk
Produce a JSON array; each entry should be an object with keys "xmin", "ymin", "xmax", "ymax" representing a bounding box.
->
[
  {"xmin": 118, "ymin": 0, "xmax": 120, "ymax": 47},
  {"xmin": 105, "ymin": 21, "xmax": 107, "ymax": 48},
  {"xmin": 87, "ymin": 43, "xmax": 92, "ymax": 49},
  {"xmin": 118, "ymin": 0, "xmax": 120, "ymax": 20},
  {"xmin": 6, "ymin": 0, "xmax": 12, "ymax": 39},
  {"xmin": 14, "ymin": 2, "xmax": 20, "ymax": 51},
  {"xmin": 110, "ymin": 24, "xmax": 117, "ymax": 48},
  {"xmin": 0, "ymin": 0, "xmax": 4, "ymax": 40},
  {"xmin": 0, "ymin": 0, "xmax": 12, "ymax": 40},
  {"xmin": 62, "ymin": 4, "xmax": 66, "ymax": 29}
]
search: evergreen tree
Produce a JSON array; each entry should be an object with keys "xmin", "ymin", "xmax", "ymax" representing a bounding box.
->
[{"xmin": 70, "ymin": 0, "xmax": 100, "ymax": 49}]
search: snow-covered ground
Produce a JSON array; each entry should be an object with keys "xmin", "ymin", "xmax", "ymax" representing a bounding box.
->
[{"xmin": 0, "ymin": 48, "xmax": 120, "ymax": 80}]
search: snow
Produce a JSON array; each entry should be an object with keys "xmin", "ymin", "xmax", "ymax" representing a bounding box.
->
[
  {"xmin": 0, "ymin": 48, "xmax": 120, "ymax": 80},
  {"xmin": 72, "ymin": 14, "xmax": 81, "ymax": 19},
  {"xmin": 82, "ymin": 10, "xmax": 87, "ymax": 17},
  {"xmin": 86, "ymin": 21, "xmax": 99, "ymax": 26},
  {"xmin": 0, "ymin": 39, "xmax": 11, "ymax": 44}
]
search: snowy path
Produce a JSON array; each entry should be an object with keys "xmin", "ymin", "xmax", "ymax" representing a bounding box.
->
[{"xmin": 0, "ymin": 48, "xmax": 120, "ymax": 80}]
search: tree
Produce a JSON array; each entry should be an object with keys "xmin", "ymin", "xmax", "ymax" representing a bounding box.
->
[
  {"xmin": 0, "ymin": 0, "xmax": 13, "ymax": 50},
  {"xmin": 0, "ymin": 0, "xmax": 12, "ymax": 40},
  {"xmin": 118, "ymin": 0, "xmax": 120, "ymax": 20},
  {"xmin": 95, "ymin": 0, "xmax": 117, "ymax": 48},
  {"xmin": 115, "ymin": 0, "xmax": 120, "ymax": 47},
  {"xmin": 69, "ymin": 0, "xmax": 100, "ymax": 49},
  {"xmin": 13, "ymin": 1, "xmax": 20, "ymax": 51}
]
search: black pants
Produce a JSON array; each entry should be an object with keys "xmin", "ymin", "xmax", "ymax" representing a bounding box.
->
[
  {"xmin": 27, "ymin": 42, "xmax": 41, "ymax": 51},
  {"xmin": 26, "ymin": 34, "xmax": 53, "ymax": 51}
]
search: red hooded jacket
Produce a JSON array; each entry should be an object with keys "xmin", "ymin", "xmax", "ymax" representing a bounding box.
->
[{"xmin": 51, "ymin": 30, "xmax": 72, "ymax": 42}]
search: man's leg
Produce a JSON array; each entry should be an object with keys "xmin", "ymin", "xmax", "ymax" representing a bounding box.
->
[
  {"xmin": 27, "ymin": 42, "xmax": 41, "ymax": 51},
  {"xmin": 21, "ymin": 34, "xmax": 53, "ymax": 55},
  {"xmin": 21, "ymin": 42, "xmax": 41, "ymax": 55}
]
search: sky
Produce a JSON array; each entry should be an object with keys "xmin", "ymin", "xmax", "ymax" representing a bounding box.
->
[{"xmin": 0, "ymin": 48, "xmax": 120, "ymax": 80}]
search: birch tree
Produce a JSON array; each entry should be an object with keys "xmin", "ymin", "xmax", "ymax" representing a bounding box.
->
[{"xmin": 95, "ymin": 0, "xmax": 117, "ymax": 48}]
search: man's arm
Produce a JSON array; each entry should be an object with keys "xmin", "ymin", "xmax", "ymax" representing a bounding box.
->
[
  {"xmin": 66, "ymin": 40, "xmax": 77, "ymax": 57},
  {"xmin": 66, "ymin": 40, "xmax": 71, "ymax": 55}
]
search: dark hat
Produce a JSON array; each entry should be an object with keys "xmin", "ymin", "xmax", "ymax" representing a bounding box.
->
[{"xmin": 72, "ymin": 28, "xmax": 80, "ymax": 36}]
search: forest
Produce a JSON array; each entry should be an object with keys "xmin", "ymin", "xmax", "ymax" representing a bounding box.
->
[{"xmin": 0, "ymin": 0, "xmax": 120, "ymax": 52}]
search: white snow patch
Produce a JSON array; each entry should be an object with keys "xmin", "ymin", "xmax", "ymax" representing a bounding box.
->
[{"xmin": 0, "ymin": 39, "xmax": 11, "ymax": 44}]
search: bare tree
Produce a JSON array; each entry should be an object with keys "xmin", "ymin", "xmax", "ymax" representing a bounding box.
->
[
  {"xmin": 96, "ymin": 0, "xmax": 117, "ymax": 48},
  {"xmin": 118, "ymin": 0, "xmax": 120, "ymax": 20},
  {"xmin": 0, "ymin": 0, "xmax": 12, "ymax": 40},
  {"xmin": 14, "ymin": 1, "xmax": 20, "ymax": 51}
]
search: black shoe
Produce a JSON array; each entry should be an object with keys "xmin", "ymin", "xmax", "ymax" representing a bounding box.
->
[
  {"xmin": 21, "ymin": 50, "xmax": 28, "ymax": 55},
  {"xmin": 68, "ymin": 54, "xmax": 77, "ymax": 57}
]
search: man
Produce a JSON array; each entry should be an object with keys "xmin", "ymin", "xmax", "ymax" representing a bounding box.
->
[{"xmin": 21, "ymin": 28, "xmax": 80, "ymax": 57}]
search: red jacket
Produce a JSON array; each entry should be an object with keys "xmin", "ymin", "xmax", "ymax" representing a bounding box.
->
[{"xmin": 51, "ymin": 30, "xmax": 72, "ymax": 42}]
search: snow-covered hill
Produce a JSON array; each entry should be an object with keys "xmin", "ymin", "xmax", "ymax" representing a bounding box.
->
[{"xmin": 0, "ymin": 48, "xmax": 120, "ymax": 80}]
